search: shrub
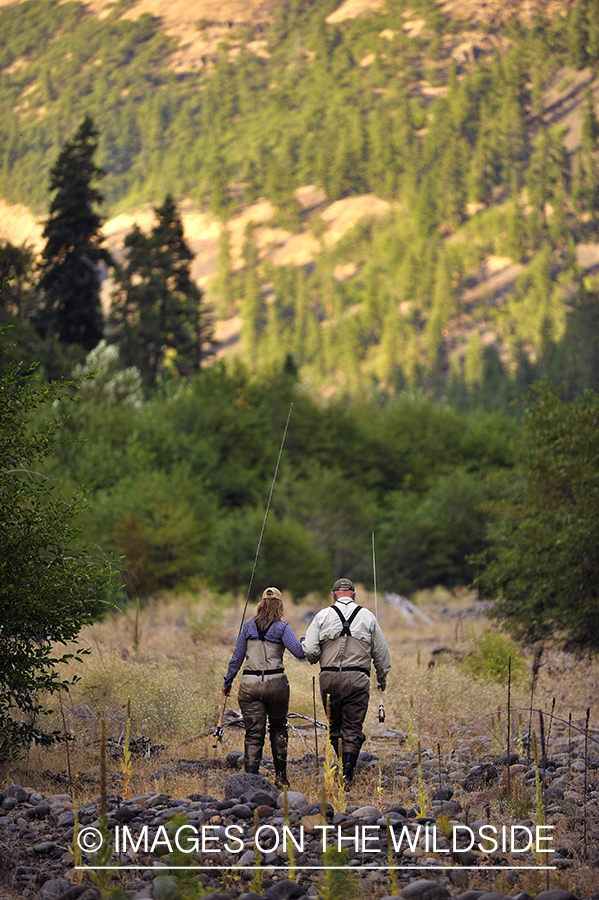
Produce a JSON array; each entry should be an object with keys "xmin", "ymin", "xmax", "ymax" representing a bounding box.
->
[{"xmin": 461, "ymin": 627, "xmax": 528, "ymax": 684}]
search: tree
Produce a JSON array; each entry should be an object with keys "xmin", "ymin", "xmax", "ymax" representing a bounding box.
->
[
  {"xmin": 0, "ymin": 329, "xmax": 112, "ymax": 760},
  {"xmin": 37, "ymin": 116, "xmax": 112, "ymax": 351},
  {"xmin": 111, "ymin": 195, "xmax": 211, "ymax": 387},
  {"xmin": 0, "ymin": 240, "xmax": 35, "ymax": 319},
  {"xmin": 478, "ymin": 382, "xmax": 599, "ymax": 652}
]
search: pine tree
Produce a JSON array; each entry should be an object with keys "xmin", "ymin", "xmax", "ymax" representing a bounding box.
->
[
  {"xmin": 568, "ymin": 1, "xmax": 589, "ymax": 69},
  {"xmin": 37, "ymin": 116, "xmax": 112, "ymax": 350},
  {"xmin": 111, "ymin": 195, "xmax": 209, "ymax": 387},
  {"xmin": 588, "ymin": 0, "xmax": 599, "ymax": 63},
  {"xmin": 240, "ymin": 227, "xmax": 264, "ymax": 365}
]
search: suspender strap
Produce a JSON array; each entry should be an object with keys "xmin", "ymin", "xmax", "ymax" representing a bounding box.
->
[{"xmin": 331, "ymin": 604, "xmax": 362, "ymax": 636}]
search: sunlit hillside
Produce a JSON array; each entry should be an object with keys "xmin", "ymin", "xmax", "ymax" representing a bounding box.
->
[{"xmin": 1, "ymin": 0, "xmax": 599, "ymax": 401}]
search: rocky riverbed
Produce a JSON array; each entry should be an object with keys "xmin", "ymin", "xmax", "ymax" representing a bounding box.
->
[{"xmin": 1, "ymin": 727, "xmax": 598, "ymax": 900}]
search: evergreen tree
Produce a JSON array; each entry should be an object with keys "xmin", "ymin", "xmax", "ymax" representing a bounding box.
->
[
  {"xmin": 588, "ymin": 0, "xmax": 599, "ymax": 63},
  {"xmin": 0, "ymin": 241, "xmax": 35, "ymax": 319},
  {"xmin": 111, "ymin": 195, "xmax": 209, "ymax": 387},
  {"xmin": 240, "ymin": 227, "xmax": 264, "ymax": 365},
  {"xmin": 37, "ymin": 116, "xmax": 112, "ymax": 351},
  {"xmin": 568, "ymin": 0, "xmax": 589, "ymax": 68},
  {"xmin": 215, "ymin": 226, "xmax": 234, "ymax": 317}
]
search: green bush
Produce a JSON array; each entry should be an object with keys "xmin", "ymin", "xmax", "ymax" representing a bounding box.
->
[{"xmin": 461, "ymin": 627, "xmax": 528, "ymax": 684}]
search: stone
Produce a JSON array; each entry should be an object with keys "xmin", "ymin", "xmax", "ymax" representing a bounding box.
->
[
  {"xmin": 402, "ymin": 879, "xmax": 450, "ymax": 900},
  {"xmin": 352, "ymin": 805, "xmax": 381, "ymax": 818},
  {"xmin": 256, "ymin": 804, "xmax": 276, "ymax": 817},
  {"xmin": 153, "ymin": 875, "xmax": 180, "ymax": 899},
  {"xmin": 33, "ymin": 841, "xmax": 58, "ymax": 854},
  {"xmin": 276, "ymin": 791, "xmax": 307, "ymax": 810},
  {"xmin": 226, "ymin": 750, "xmax": 244, "ymax": 768},
  {"xmin": 226, "ymin": 774, "xmax": 279, "ymax": 802},
  {"xmin": 476, "ymin": 893, "xmax": 511, "ymax": 900},
  {"xmin": 39, "ymin": 878, "xmax": 73, "ymax": 899},
  {"xmin": 301, "ymin": 813, "xmax": 322, "ymax": 832},
  {"xmin": 229, "ymin": 803, "xmax": 253, "ymax": 818},
  {"xmin": 432, "ymin": 786, "xmax": 453, "ymax": 801},
  {"xmin": 535, "ymin": 892, "xmax": 580, "ymax": 900},
  {"xmin": 462, "ymin": 764, "xmax": 498, "ymax": 791},
  {"xmin": 147, "ymin": 793, "xmax": 170, "ymax": 807},
  {"xmin": 57, "ymin": 811, "xmax": 75, "ymax": 827},
  {"xmin": 2, "ymin": 784, "xmax": 28, "ymax": 803},
  {"xmin": 26, "ymin": 801, "xmax": 51, "ymax": 819},
  {"xmin": 436, "ymin": 800, "xmax": 462, "ymax": 816},
  {"xmin": 264, "ymin": 880, "xmax": 307, "ymax": 898},
  {"xmin": 61, "ymin": 887, "xmax": 102, "ymax": 899}
]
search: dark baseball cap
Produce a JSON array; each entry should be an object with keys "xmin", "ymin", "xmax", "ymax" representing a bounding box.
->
[{"xmin": 332, "ymin": 578, "xmax": 355, "ymax": 591}]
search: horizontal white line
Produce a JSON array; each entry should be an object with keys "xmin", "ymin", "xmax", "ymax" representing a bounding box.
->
[{"xmin": 76, "ymin": 865, "xmax": 557, "ymax": 871}]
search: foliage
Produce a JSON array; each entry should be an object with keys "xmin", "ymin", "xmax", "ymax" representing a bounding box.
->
[
  {"xmin": 1, "ymin": 2, "xmax": 599, "ymax": 402},
  {"xmin": 478, "ymin": 381, "xmax": 599, "ymax": 652},
  {"xmin": 318, "ymin": 844, "xmax": 360, "ymax": 900},
  {"xmin": 73, "ymin": 340, "xmax": 143, "ymax": 408},
  {"xmin": 31, "ymin": 355, "xmax": 519, "ymax": 598},
  {"xmin": 0, "ymin": 328, "xmax": 112, "ymax": 760},
  {"xmin": 461, "ymin": 628, "xmax": 528, "ymax": 684},
  {"xmin": 37, "ymin": 116, "xmax": 112, "ymax": 351},
  {"xmin": 111, "ymin": 195, "xmax": 211, "ymax": 388}
]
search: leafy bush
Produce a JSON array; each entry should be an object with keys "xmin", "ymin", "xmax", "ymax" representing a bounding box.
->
[
  {"xmin": 461, "ymin": 627, "xmax": 528, "ymax": 684},
  {"xmin": 0, "ymin": 329, "xmax": 113, "ymax": 760}
]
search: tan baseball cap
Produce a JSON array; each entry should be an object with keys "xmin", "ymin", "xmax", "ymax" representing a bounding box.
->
[{"xmin": 262, "ymin": 586, "xmax": 282, "ymax": 600}]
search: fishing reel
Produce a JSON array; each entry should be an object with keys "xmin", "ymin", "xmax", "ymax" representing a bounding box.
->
[
  {"xmin": 378, "ymin": 692, "xmax": 386, "ymax": 723},
  {"xmin": 212, "ymin": 723, "xmax": 224, "ymax": 748}
]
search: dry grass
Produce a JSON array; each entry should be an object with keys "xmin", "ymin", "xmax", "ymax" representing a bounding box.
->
[{"xmin": 3, "ymin": 585, "xmax": 599, "ymax": 897}]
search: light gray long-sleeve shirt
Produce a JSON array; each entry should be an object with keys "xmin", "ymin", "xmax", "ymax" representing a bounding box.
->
[{"xmin": 303, "ymin": 598, "xmax": 391, "ymax": 686}]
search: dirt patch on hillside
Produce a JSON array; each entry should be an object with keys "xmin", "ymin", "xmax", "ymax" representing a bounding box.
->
[
  {"xmin": 0, "ymin": 200, "xmax": 43, "ymax": 251},
  {"xmin": 439, "ymin": 0, "xmax": 575, "ymax": 29},
  {"xmin": 542, "ymin": 67, "xmax": 599, "ymax": 153},
  {"xmin": 326, "ymin": 0, "xmax": 385, "ymax": 24}
]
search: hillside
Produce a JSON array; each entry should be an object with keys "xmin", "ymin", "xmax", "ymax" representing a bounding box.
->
[{"xmin": 1, "ymin": 0, "xmax": 599, "ymax": 404}]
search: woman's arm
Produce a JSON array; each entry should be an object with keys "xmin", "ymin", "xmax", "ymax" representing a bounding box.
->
[
  {"xmin": 223, "ymin": 626, "xmax": 248, "ymax": 693},
  {"xmin": 281, "ymin": 622, "xmax": 305, "ymax": 660}
]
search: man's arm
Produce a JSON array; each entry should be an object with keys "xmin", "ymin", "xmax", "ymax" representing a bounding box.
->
[
  {"xmin": 371, "ymin": 619, "xmax": 391, "ymax": 686},
  {"xmin": 302, "ymin": 611, "xmax": 325, "ymax": 663}
]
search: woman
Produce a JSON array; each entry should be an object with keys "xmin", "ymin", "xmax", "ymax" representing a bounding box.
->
[{"xmin": 223, "ymin": 586, "xmax": 304, "ymax": 787}]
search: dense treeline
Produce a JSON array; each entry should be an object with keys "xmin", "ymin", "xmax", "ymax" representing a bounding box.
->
[
  {"xmin": 39, "ymin": 349, "xmax": 516, "ymax": 600},
  {"xmin": 2, "ymin": 0, "xmax": 599, "ymax": 401}
]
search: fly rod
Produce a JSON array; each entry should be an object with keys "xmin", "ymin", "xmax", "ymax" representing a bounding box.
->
[
  {"xmin": 238, "ymin": 402, "xmax": 293, "ymax": 636},
  {"xmin": 372, "ymin": 531, "xmax": 385, "ymax": 723},
  {"xmin": 212, "ymin": 403, "xmax": 293, "ymax": 747},
  {"xmin": 212, "ymin": 695, "xmax": 227, "ymax": 748}
]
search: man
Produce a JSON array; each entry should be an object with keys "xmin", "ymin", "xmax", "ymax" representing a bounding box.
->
[{"xmin": 303, "ymin": 577, "xmax": 391, "ymax": 785}]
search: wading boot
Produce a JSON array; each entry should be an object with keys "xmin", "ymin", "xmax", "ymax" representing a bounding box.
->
[
  {"xmin": 273, "ymin": 756, "xmax": 289, "ymax": 789},
  {"xmin": 342, "ymin": 752, "xmax": 358, "ymax": 787},
  {"xmin": 245, "ymin": 762, "xmax": 260, "ymax": 774}
]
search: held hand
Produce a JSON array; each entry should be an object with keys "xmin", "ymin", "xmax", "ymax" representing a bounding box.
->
[
  {"xmin": 379, "ymin": 682, "xmax": 386, "ymax": 692},
  {"xmin": 222, "ymin": 686, "xmax": 230, "ymax": 697}
]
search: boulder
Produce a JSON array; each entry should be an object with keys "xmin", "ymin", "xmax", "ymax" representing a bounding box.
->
[{"xmin": 226, "ymin": 773, "xmax": 278, "ymax": 801}]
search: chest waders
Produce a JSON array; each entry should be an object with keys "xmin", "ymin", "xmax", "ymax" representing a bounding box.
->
[
  {"xmin": 239, "ymin": 629, "xmax": 290, "ymax": 787},
  {"xmin": 319, "ymin": 604, "xmax": 370, "ymax": 786}
]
